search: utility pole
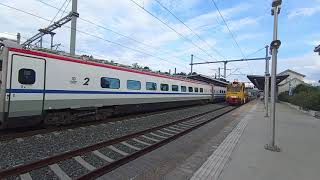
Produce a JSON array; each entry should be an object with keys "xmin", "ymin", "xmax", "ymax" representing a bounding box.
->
[
  {"xmin": 39, "ymin": 37, "xmax": 43, "ymax": 48},
  {"xmin": 190, "ymin": 54, "xmax": 194, "ymax": 74},
  {"xmin": 218, "ymin": 67, "xmax": 221, "ymax": 79},
  {"xmin": 264, "ymin": 45, "xmax": 270, "ymax": 117},
  {"xmin": 265, "ymin": 0, "xmax": 282, "ymax": 152},
  {"xmin": 223, "ymin": 61, "xmax": 227, "ymax": 78},
  {"xmin": 50, "ymin": 33, "xmax": 55, "ymax": 50},
  {"xmin": 16, "ymin": 33, "xmax": 21, "ymax": 44},
  {"xmin": 70, "ymin": 0, "xmax": 78, "ymax": 55}
]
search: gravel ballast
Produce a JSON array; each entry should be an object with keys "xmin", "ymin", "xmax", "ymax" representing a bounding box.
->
[{"xmin": 0, "ymin": 103, "xmax": 225, "ymax": 170}]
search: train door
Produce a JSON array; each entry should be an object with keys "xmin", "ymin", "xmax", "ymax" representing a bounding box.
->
[
  {"xmin": 211, "ymin": 85, "xmax": 215, "ymax": 102},
  {"xmin": 8, "ymin": 54, "xmax": 46, "ymax": 118},
  {"xmin": 0, "ymin": 46, "xmax": 6, "ymax": 127}
]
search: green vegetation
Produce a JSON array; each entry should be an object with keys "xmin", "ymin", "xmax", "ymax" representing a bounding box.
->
[{"xmin": 278, "ymin": 84, "xmax": 320, "ymax": 111}]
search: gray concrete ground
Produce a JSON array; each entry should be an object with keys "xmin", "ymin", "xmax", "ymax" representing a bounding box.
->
[{"xmin": 217, "ymin": 101, "xmax": 320, "ymax": 180}]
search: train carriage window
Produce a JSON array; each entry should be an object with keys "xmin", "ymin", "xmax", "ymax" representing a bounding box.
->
[
  {"xmin": 181, "ymin": 86, "xmax": 186, "ymax": 92},
  {"xmin": 101, "ymin": 77, "xmax": 120, "ymax": 89},
  {"xmin": 127, "ymin": 80, "xmax": 141, "ymax": 90},
  {"xmin": 200, "ymin": 88, "xmax": 203, "ymax": 93},
  {"xmin": 18, "ymin": 68, "xmax": 36, "ymax": 85},
  {"xmin": 172, "ymin": 85, "xmax": 179, "ymax": 91},
  {"xmin": 160, "ymin": 84, "xmax": 169, "ymax": 91},
  {"xmin": 146, "ymin": 82, "xmax": 157, "ymax": 90},
  {"xmin": 195, "ymin": 87, "xmax": 199, "ymax": 92},
  {"xmin": 188, "ymin": 87, "xmax": 193, "ymax": 92}
]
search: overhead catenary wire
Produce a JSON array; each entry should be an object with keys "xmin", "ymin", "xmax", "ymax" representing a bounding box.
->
[
  {"xmin": 0, "ymin": 2, "xmax": 189, "ymax": 70},
  {"xmin": 34, "ymin": 0, "xmax": 188, "ymax": 61},
  {"xmin": 159, "ymin": 0, "xmax": 252, "ymax": 78},
  {"xmin": 246, "ymin": 46, "xmax": 267, "ymax": 58},
  {"xmin": 210, "ymin": 0, "xmax": 254, "ymax": 75},
  {"xmin": 210, "ymin": 0, "xmax": 246, "ymax": 60},
  {"xmin": 59, "ymin": 0, "xmax": 71, "ymax": 19},
  {"xmin": 48, "ymin": 0, "xmax": 69, "ymax": 25},
  {"xmin": 128, "ymin": 0, "xmax": 218, "ymax": 61},
  {"xmin": 153, "ymin": 0, "xmax": 227, "ymax": 61}
]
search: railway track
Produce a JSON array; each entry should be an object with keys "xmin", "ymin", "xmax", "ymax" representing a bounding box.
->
[
  {"xmin": 0, "ymin": 105, "xmax": 237, "ymax": 180},
  {"xmin": 0, "ymin": 103, "xmax": 215, "ymax": 142}
]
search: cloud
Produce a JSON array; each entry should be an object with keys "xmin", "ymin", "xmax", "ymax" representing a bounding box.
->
[
  {"xmin": 185, "ymin": 3, "xmax": 250, "ymax": 30},
  {"xmin": 222, "ymin": 16, "xmax": 261, "ymax": 32},
  {"xmin": 236, "ymin": 33, "xmax": 264, "ymax": 41},
  {"xmin": 287, "ymin": 7, "xmax": 320, "ymax": 19},
  {"xmin": 281, "ymin": 53, "xmax": 320, "ymax": 81}
]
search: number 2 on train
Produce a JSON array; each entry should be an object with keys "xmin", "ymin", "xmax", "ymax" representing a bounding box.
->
[{"xmin": 83, "ymin": 77, "xmax": 90, "ymax": 85}]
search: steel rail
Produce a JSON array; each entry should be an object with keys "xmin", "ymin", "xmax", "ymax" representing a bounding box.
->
[
  {"xmin": 0, "ymin": 103, "xmax": 215, "ymax": 141},
  {"xmin": 0, "ymin": 105, "xmax": 231, "ymax": 178},
  {"xmin": 77, "ymin": 106, "xmax": 237, "ymax": 179}
]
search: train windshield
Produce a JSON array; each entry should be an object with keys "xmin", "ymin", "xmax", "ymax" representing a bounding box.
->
[{"xmin": 227, "ymin": 85, "xmax": 241, "ymax": 92}]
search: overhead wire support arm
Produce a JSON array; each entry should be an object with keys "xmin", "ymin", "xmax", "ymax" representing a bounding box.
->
[
  {"xmin": 22, "ymin": 11, "xmax": 79, "ymax": 47},
  {"xmin": 190, "ymin": 57, "xmax": 271, "ymax": 65}
]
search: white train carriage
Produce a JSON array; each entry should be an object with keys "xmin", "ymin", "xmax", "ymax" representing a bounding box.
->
[{"xmin": 0, "ymin": 42, "xmax": 226, "ymax": 129}]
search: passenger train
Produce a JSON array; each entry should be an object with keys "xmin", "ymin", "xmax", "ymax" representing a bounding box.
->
[{"xmin": 0, "ymin": 40, "xmax": 226, "ymax": 129}]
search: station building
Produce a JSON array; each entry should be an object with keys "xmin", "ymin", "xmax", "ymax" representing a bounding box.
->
[{"xmin": 277, "ymin": 69, "xmax": 306, "ymax": 94}]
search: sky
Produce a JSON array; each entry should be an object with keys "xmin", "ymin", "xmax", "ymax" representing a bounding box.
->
[{"xmin": 0, "ymin": 0, "xmax": 319, "ymax": 84}]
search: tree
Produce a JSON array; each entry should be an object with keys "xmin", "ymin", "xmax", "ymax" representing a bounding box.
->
[
  {"xmin": 143, "ymin": 66, "xmax": 150, "ymax": 70},
  {"xmin": 175, "ymin": 72, "xmax": 187, "ymax": 76},
  {"xmin": 188, "ymin": 72, "xmax": 198, "ymax": 75},
  {"xmin": 132, "ymin": 63, "xmax": 139, "ymax": 68}
]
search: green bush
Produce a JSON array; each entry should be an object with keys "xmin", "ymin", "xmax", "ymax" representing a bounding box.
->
[
  {"xmin": 278, "ymin": 91, "xmax": 290, "ymax": 102},
  {"xmin": 279, "ymin": 84, "xmax": 320, "ymax": 111}
]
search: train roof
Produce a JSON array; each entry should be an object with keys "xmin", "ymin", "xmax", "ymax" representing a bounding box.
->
[
  {"xmin": 187, "ymin": 74, "xmax": 229, "ymax": 87},
  {"xmin": 7, "ymin": 47, "xmax": 210, "ymax": 85}
]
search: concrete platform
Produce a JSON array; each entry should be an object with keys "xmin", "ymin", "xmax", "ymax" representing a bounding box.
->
[{"xmin": 191, "ymin": 101, "xmax": 320, "ymax": 180}]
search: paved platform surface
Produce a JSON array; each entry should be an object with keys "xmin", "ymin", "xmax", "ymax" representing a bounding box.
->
[{"xmin": 192, "ymin": 101, "xmax": 320, "ymax": 180}]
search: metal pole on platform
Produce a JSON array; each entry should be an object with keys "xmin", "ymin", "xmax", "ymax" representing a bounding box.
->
[
  {"xmin": 265, "ymin": 0, "xmax": 282, "ymax": 152},
  {"xmin": 264, "ymin": 45, "xmax": 270, "ymax": 117},
  {"xmin": 70, "ymin": 0, "xmax": 78, "ymax": 55}
]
